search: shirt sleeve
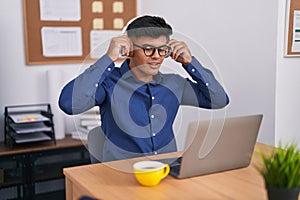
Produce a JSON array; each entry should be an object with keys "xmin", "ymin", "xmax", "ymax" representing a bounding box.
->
[
  {"xmin": 181, "ymin": 56, "xmax": 229, "ymax": 109},
  {"xmin": 59, "ymin": 55, "xmax": 115, "ymax": 115}
]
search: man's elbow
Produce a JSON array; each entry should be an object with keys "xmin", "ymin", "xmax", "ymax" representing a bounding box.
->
[
  {"xmin": 58, "ymin": 97, "xmax": 73, "ymax": 115},
  {"xmin": 211, "ymin": 95, "xmax": 230, "ymax": 109}
]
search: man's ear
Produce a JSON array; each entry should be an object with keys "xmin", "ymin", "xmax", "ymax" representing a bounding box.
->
[
  {"xmin": 128, "ymin": 50, "xmax": 134, "ymax": 57},
  {"xmin": 128, "ymin": 38, "xmax": 134, "ymax": 57}
]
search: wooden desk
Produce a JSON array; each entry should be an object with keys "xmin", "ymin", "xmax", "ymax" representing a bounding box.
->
[
  {"xmin": 63, "ymin": 143, "xmax": 299, "ymax": 200},
  {"xmin": 0, "ymin": 135, "xmax": 90, "ymax": 199},
  {"xmin": 0, "ymin": 135, "xmax": 86, "ymax": 156}
]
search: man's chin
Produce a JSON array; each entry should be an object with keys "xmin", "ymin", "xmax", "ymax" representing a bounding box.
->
[{"xmin": 149, "ymin": 68, "xmax": 160, "ymax": 75}]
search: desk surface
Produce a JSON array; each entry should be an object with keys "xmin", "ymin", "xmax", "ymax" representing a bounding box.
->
[
  {"xmin": 0, "ymin": 135, "xmax": 86, "ymax": 156},
  {"xmin": 63, "ymin": 143, "xmax": 300, "ymax": 200}
]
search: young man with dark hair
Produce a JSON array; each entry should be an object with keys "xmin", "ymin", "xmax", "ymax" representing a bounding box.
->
[{"xmin": 59, "ymin": 15, "xmax": 229, "ymax": 162}]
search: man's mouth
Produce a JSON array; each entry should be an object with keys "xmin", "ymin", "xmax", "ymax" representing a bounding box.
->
[{"xmin": 148, "ymin": 62, "xmax": 161, "ymax": 69}]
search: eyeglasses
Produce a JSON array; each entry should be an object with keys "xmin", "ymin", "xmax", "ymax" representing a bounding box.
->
[{"xmin": 133, "ymin": 43, "xmax": 171, "ymax": 58}]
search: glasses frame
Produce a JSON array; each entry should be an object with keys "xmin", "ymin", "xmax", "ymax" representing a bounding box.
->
[{"xmin": 133, "ymin": 43, "xmax": 171, "ymax": 58}]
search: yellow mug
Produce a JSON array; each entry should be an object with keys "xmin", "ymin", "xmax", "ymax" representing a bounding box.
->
[{"xmin": 133, "ymin": 161, "xmax": 170, "ymax": 186}]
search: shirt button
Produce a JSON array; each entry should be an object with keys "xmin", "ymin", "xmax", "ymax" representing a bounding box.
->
[
  {"xmin": 150, "ymin": 114, "xmax": 155, "ymax": 119},
  {"xmin": 108, "ymin": 67, "xmax": 111, "ymax": 71},
  {"xmin": 152, "ymin": 96, "xmax": 155, "ymax": 100},
  {"xmin": 191, "ymin": 68, "xmax": 195, "ymax": 72},
  {"xmin": 152, "ymin": 133, "xmax": 156, "ymax": 137},
  {"xmin": 154, "ymin": 151, "xmax": 158, "ymax": 155},
  {"xmin": 95, "ymin": 83, "xmax": 98, "ymax": 87},
  {"xmin": 205, "ymin": 83, "xmax": 209, "ymax": 86}
]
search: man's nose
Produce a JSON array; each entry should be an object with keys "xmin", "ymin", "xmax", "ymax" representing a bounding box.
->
[{"xmin": 151, "ymin": 49, "xmax": 160, "ymax": 58}]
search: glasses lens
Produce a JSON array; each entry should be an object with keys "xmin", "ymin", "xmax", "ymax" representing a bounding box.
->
[
  {"xmin": 144, "ymin": 47, "xmax": 155, "ymax": 56},
  {"xmin": 158, "ymin": 47, "xmax": 169, "ymax": 56}
]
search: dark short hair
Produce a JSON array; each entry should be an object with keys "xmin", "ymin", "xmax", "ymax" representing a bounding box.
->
[{"xmin": 126, "ymin": 15, "xmax": 173, "ymax": 40}]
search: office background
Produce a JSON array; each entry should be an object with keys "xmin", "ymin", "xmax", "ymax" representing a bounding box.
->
[{"xmin": 0, "ymin": 0, "xmax": 299, "ymax": 147}]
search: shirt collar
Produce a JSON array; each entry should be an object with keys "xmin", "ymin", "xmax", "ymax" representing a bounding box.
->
[{"xmin": 120, "ymin": 59, "xmax": 163, "ymax": 84}]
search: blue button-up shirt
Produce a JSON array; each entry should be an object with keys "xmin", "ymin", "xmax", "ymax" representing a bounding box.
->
[{"xmin": 59, "ymin": 55, "xmax": 229, "ymax": 161}]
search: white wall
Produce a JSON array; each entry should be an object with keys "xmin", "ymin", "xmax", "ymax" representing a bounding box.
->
[
  {"xmin": 275, "ymin": 0, "xmax": 300, "ymax": 147},
  {"xmin": 0, "ymin": 0, "xmax": 294, "ymax": 147},
  {"xmin": 140, "ymin": 0, "xmax": 278, "ymax": 145},
  {"xmin": 0, "ymin": 1, "xmax": 81, "ymax": 138}
]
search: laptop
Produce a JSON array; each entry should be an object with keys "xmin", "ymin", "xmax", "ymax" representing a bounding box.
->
[{"xmin": 158, "ymin": 114, "xmax": 263, "ymax": 179}]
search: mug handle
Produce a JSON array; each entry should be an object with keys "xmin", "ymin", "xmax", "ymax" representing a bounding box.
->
[{"xmin": 161, "ymin": 164, "xmax": 170, "ymax": 179}]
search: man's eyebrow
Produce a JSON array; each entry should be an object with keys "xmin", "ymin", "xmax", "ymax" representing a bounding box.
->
[
  {"xmin": 141, "ymin": 44, "xmax": 168, "ymax": 47},
  {"xmin": 140, "ymin": 44, "xmax": 153, "ymax": 47}
]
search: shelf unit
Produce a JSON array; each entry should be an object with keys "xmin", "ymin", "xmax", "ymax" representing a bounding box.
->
[{"xmin": 4, "ymin": 104, "xmax": 56, "ymax": 147}]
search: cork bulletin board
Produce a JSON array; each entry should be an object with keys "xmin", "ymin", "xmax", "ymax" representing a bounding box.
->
[
  {"xmin": 285, "ymin": 0, "xmax": 300, "ymax": 57},
  {"xmin": 23, "ymin": 0, "xmax": 137, "ymax": 65}
]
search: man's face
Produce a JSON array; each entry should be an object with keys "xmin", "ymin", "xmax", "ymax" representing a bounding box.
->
[{"xmin": 129, "ymin": 35, "xmax": 168, "ymax": 82}]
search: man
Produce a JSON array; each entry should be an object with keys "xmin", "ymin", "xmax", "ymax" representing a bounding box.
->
[{"xmin": 59, "ymin": 15, "xmax": 229, "ymax": 162}]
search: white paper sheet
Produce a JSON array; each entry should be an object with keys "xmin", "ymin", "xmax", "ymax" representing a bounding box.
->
[
  {"xmin": 39, "ymin": 0, "xmax": 81, "ymax": 21},
  {"xmin": 41, "ymin": 27, "xmax": 82, "ymax": 57},
  {"xmin": 90, "ymin": 30, "xmax": 121, "ymax": 59},
  {"xmin": 9, "ymin": 113, "xmax": 49, "ymax": 123},
  {"xmin": 292, "ymin": 10, "xmax": 300, "ymax": 52}
]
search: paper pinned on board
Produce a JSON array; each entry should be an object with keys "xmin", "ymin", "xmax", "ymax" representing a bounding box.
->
[
  {"xmin": 41, "ymin": 27, "xmax": 82, "ymax": 57},
  {"xmin": 292, "ymin": 10, "xmax": 300, "ymax": 52},
  {"xmin": 39, "ymin": 0, "xmax": 81, "ymax": 21},
  {"xmin": 113, "ymin": 18, "xmax": 124, "ymax": 29},
  {"xmin": 113, "ymin": 2, "xmax": 124, "ymax": 13},
  {"xmin": 90, "ymin": 30, "xmax": 121, "ymax": 59},
  {"xmin": 92, "ymin": 1, "xmax": 103, "ymax": 13},
  {"xmin": 93, "ymin": 18, "xmax": 104, "ymax": 29}
]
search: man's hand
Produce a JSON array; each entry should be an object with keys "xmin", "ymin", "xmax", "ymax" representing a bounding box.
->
[
  {"xmin": 168, "ymin": 39, "xmax": 192, "ymax": 66},
  {"xmin": 106, "ymin": 35, "xmax": 132, "ymax": 61}
]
